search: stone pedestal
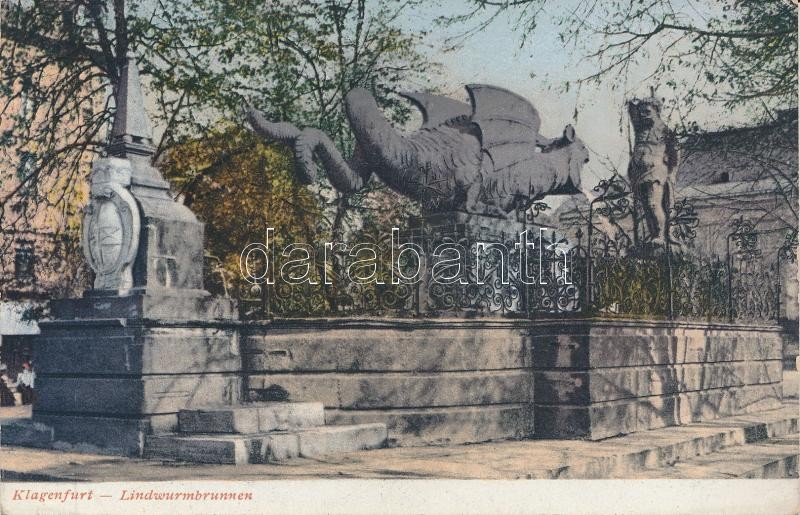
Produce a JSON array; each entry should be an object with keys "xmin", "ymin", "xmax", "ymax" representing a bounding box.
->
[
  {"xmin": 29, "ymin": 152, "xmax": 241, "ymax": 456},
  {"xmin": 531, "ymin": 319, "xmax": 784, "ymax": 440},
  {"xmin": 31, "ymin": 300, "xmax": 239, "ymax": 456},
  {"xmin": 21, "ymin": 54, "xmax": 242, "ymax": 456},
  {"xmin": 241, "ymin": 318, "xmax": 535, "ymax": 447}
]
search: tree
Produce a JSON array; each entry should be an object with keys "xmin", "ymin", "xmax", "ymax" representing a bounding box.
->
[
  {"xmin": 445, "ymin": 0, "xmax": 796, "ymax": 118},
  {"xmin": 160, "ymin": 125, "xmax": 317, "ymax": 304},
  {"xmin": 0, "ymin": 0, "xmax": 435, "ymax": 244},
  {"xmin": 160, "ymin": 119, "xmax": 426, "ymax": 318}
]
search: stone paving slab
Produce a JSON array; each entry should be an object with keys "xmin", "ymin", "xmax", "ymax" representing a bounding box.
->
[
  {"xmin": 1, "ymin": 402, "xmax": 797, "ymax": 481},
  {"xmin": 326, "ymin": 403, "xmax": 534, "ymax": 446},
  {"xmin": 242, "ymin": 326, "xmax": 530, "ymax": 372},
  {"xmin": 633, "ymin": 434, "xmax": 799, "ymax": 479},
  {"xmin": 249, "ymin": 369, "xmax": 534, "ymax": 408},
  {"xmin": 0, "ymin": 405, "xmax": 31, "ymax": 421}
]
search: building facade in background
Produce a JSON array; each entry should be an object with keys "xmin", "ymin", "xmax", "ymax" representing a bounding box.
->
[{"xmin": 0, "ymin": 55, "xmax": 95, "ymax": 389}]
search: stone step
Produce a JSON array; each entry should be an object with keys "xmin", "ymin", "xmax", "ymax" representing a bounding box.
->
[
  {"xmin": 528, "ymin": 404, "xmax": 798, "ymax": 479},
  {"xmin": 326, "ymin": 403, "xmax": 535, "ymax": 447},
  {"xmin": 144, "ymin": 423, "xmax": 387, "ymax": 465},
  {"xmin": 632, "ymin": 434, "xmax": 799, "ymax": 479},
  {"xmin": 0, "ymin": 418, "xmax": 55, "ymax": 448},
  {"xmin": 178, "ymin": 402, "xmax": 324, "ymax": 434}
]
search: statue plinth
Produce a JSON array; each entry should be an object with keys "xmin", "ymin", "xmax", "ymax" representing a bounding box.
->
[
  {"xmin": 74, "ymin": 154, "xmax": 236, "ymax": 318},
  {"xmin": 417, "ymin": 210, "xmax": 554, "ymax": 239},
  {"xmin": 406, "ymin": 211, "xmax": 556, "ymax": 315},
  {"xmin": 81, "ymin": 156, "xmax": 206, "ymax": 297}
]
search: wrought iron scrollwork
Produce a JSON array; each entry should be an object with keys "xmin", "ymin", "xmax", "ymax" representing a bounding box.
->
[
  {"xmin": 231, "ymin": 176, "xmax": 782, "ymax": 325},
  {"xmin": 728, "ymin": 217, "xmax": 762, "ymax": 261},
  {"xmin": 725, "ymin": 217, "xmax": 779, "ymax": 321},
  {"xmin": 591, "ymin": 173, "xmax": 632, "ymax": 220},
  {"xmin": 779, "ymin": 229, "xmax": 798, "ymax": 263},
  {"xmin": 524, "ymin": 201, "xmax": 551, "ymax": 223},
  {"xmin": 669, "ymin": 199, "xmax": 700, "ymax": 244}
]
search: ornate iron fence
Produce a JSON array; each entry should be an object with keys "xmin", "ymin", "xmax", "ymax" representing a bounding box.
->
[
  {"xmin": 578, "ymin": 174, "xmax": 794, "ymax": 323},
  {"xmin": 211, "ymin": 175, "xmax": 795, "ymax": 324}
]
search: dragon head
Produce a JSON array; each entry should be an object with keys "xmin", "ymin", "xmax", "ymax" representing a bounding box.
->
[{"xmin": 552, "ymin": 125, "xmax": 588, "ymax": 195}]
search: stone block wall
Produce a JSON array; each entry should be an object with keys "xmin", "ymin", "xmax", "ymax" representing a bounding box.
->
[
  {"xmin": 240, "ymin": 319, "xmax": 535, "ymax": 447},
  {"xmin": 242, "ymin": 318, "xmax": 784, "ymax": 446},
  {"xmin": 27, "ymin": 313, "xmax": 784, "ymax": 454},
  {"xmin": 531, "ymin": 319, "xmax": 784, "ymax": 440},
  {"xmin": 32, "ymin": 296, "xmax": 241, "ymax": 456}
]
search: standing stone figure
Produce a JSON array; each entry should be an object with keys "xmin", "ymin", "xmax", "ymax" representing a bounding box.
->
[
  {"xmin": 627, "ymin": 94, "xmax": 679, "ymax": 247},
  {"xmin": 247, "ymin": 85, "xmax": 589, "ymax": 219}
]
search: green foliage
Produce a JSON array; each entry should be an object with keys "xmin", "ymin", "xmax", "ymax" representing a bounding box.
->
[
  {"xmin": 160, "ymin": 124, "xmax": 321, "ymax": 301},
  {"xmin": 0, "ymin": 0, "xmax": 436, "ymax": 238},
  {"xmin": 0, "ymin": 0, "xmax": 437, "ymax": 307}
]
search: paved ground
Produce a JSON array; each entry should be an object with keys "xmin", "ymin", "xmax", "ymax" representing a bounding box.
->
[
  {"xmin": 2, "ymin": 373, "xmax": 797, "ymax": 480},
  {"xmin": 1, "ymin": 402, "xmax": 797, "ymax": 481}
]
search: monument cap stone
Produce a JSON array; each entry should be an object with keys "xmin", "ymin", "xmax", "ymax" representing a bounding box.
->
[
  {"xmin": 109, "ymin": 52, "xmax": 154, "ymax": 154},
  {"xmin": 106, "ymin": 53, "xmax": 169, "ymax": 189}
]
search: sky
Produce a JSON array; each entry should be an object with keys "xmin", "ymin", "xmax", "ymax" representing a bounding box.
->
[{"xmin": 389, "ymin": 0, "xmax": 740, "ymax": 196}]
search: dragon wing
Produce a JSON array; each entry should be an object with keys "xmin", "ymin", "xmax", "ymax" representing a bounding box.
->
[
  {"xmin": 465, "ymin": 84, "xmax": 544, "ymax": 174},
  {"xmin": 400, "ymin": 91, "xmax": 472, "ymax": 129}
]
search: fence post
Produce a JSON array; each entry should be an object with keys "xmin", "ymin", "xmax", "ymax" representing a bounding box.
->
[
  {"xmin": 413, "ymin": 228, "xmax": 422, "ymax": 316},
  {"xmin": 666, "ymin": 243, "xmax": 674, "ymax": 320},
  {"xmin": 776, "ymin": 254, "xmax": 782, "ymax": 323},
  {"xmin": 726, "ymin": 235, "xmax": 733, "ymax": 323},
  {"xmin": 261, "ymin": 282, "xmax": 270, "ymax": 318},
  {"xmin": 584, "ymin": 203, "xmax": 595, "ymax": 315}
]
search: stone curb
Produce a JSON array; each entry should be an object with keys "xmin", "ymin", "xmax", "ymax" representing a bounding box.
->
[{"xmin": 527, "ymin": 411, "xmax": 798, "ymax": 479}]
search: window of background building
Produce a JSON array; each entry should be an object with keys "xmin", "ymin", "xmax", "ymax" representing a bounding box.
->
[{"xmin": 14, "ymin": 242, "xmax": 35, "ymax": 281}]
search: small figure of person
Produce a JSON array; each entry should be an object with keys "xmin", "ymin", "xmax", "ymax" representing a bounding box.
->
[
  {"xmin": 15, "ymin": 361, "xmax": 36, "ymax": 405},
  {"xmin": 0, "ymin": 368, "xmax": 14, "ymax": 406}
]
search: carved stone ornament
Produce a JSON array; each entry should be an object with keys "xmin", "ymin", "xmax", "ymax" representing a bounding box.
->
[{"xmin": 82, "ymin": 157, "xmax": 141, "ymax": 291}]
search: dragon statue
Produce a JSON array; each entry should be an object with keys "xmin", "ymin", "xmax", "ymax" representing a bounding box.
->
[{"xmin": 247, "ymin": 85, "xmax": 589, "ymax": 219}]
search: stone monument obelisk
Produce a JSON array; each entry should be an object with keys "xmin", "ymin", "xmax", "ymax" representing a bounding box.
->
[{"xmin": 23, "ymin": 53, "xmax": 241, "ymax": 456}]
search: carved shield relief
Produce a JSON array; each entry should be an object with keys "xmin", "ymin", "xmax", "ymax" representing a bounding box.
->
[{"xmin": 82, "ymin": 158, "xmax": 141, "ymax": 291}]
